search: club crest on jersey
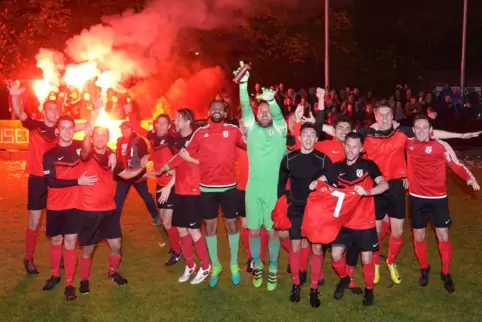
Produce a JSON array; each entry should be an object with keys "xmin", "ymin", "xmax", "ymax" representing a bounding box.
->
[
  {"xmin": 409, "ymin": 146, "xmax": 414, "ymax": 151},
  {"xmin": 185, "ymin": 141, "xmax": 189, "ymax": 147},
  {"xmin": 356, "ymin": 169, "xmax": 363, "ymax": 178},
  {"xmin": 425, "ymin": 146, "xmax": 432, "ymax": 154},
  {"xmin": 160, "ymin": 139, "xmax": 165, "ymax": 145},
  {"xmin": 223, "ymin": 131, "xmax": 229, "ymax": 138},
  {"xmin": 76, "ymin": 148, "xmax": 81, "ymax": 155},
  {"xmin": 268, "ymin": 129, "xmax": 274, "ymax": 136}
]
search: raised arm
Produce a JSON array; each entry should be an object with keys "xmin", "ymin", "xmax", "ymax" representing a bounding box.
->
[
  {"xmin": 7, "ymin": 82, "xmax": 28, "ymax": 121},
  {"xmin": 234, "ymin": 61, "xmax": 255, "ymax": 131},
  {"xmin": 125, "ymin": 103, "xmax": 149, "ymax": 137},
  {"xmin": 440, "ymin": 140, "xmax": 479, "ymax": 190},
  {"xmin": 432, "ymin": 129, "xmax": 482, "ymax": 140},
  {"xmin": 314, "ymin": 88, "xmax": 326, "ymax": 138}
]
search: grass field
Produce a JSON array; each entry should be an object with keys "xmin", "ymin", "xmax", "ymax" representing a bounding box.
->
[{"xmin": 1, "ymin": 160, "xmax": 481, "ymax": 322}]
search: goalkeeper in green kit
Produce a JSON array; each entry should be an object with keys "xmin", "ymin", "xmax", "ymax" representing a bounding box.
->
[{"xmin": 234, "ymin": 61, "xmax": 287, "ymax": 291}]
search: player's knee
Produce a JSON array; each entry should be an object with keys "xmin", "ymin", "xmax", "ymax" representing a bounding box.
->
[
  {"xmin": 189, "ymin": 229, "xmax": 202, "ymax": 242},
  {"xmin": 83, "ymin": 246, "xmax": 95, "ymax": 258},
  {"xmin": 225, "ymin": 219, "xmax": 238, "ymax": 235},
  {"xmin": 249, "ymin": 229, "xmax": 261, "ymax": 238},
  {"xmin": 291, "ymin": 240, "xmax": 302, "ymax": 253},
  {"xmin": 413, "ymin": 229, "xmax": 425, "ymax": 243},
  {"xmin": 360, "ymin": 252, "xmax": 372, "ymax": 265},
  {"xmin": 331, "ymin": 247, "xmax": 344, "ymax": 261},
  {"xmin": 63, "ymin": 235, "xmax": 77, "ymax": 250},
  {"xmin": 51, "ymin": 235, "xmax": 63, "ymax": 246},
  {"xmin": 28, "ymin": 210, "xmax": 42, "ymax": 228},
  {"xmin": 436, "ymin": 229, "xmax": 449, "ymax": 242},
  {"xmin": 204, "ymin": 220, "xmax": 217, "ymax": 236},
  {"xmin": 312, "ymin": 244, "xmax": 322, "ymax": 255},
  {"xmin": 177, "ymin": 227, "xmax": 188, "ymax": 237}
]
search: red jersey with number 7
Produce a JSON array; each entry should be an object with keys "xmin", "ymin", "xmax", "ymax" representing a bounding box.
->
[{"xmin": 302, "ymin": 181, "xmax": 362, "ymax": 244}]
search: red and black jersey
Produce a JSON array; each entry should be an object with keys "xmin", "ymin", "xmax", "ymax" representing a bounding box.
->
[
  {"xmin": 170, "ymin": 132, "xmax": 200, "ymax": 196},
  {"xmin": 166, "ymin": 121, "xmax": 246, "ymax": 190},
  {"xmin": 302, "ymin": 181, "xmax": 362, "ymax": 244},
  {"xmin": 22, "ymin": 117, "xmax": 58, "ymax": 176},
  {"xmin": 331, "ymin": 158, "xmax": 383, "ymax": 230},
  {"xmin": 406, "ymin": 138, "xmax": 475, "ymax": 198},
  {"xmin": 43, "ymin": 140, "xmax": 83, "ymax": 210},
  {"xmin": 78, "ymin": 149, "xmax": 116, "ymax": 211},
  {"xmin": 236, "ymin": 147, "xmax": 249, "ymax": 191},
  {"xmin": 146, "ymin": 131, "xmax": 175, "ymax": 186},
  {"xmin": 358, "ymin": 126, "xmax": 412, "ymax": 181}
]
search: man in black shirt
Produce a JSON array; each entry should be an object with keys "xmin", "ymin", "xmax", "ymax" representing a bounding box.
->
[{"xmin": 278, "ymin": 122, "xmax": 334, "ymax": 307}]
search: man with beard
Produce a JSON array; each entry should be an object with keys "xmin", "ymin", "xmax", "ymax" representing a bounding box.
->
[
  {"xmin": 160, "ymin": 101, "xmax": 247, "ymax": 287},
  {"xmin": 235, "ymin": 61, "xmax": 287, "ymax": 291}
]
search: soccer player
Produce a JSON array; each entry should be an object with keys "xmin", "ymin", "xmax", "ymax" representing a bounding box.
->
[
  {"xmin": 322, "ymin": 105, "xmax": 481, "ymax": 284},
  {"xmin": 235, "ymin": 62, "xmax": 288, "ymax": 291},
  {"xmin": 406, "ymin": 115, "xmax": 479, "ymax": 293},
  {"xmin": 114, "ymin": 121, "xmax": 161, "ymax": 226},
  {"xmin": 77, "ymin": 126, "xmax": 129, "ymax": 295},
  {"xmin": 278, "ymin": 122, "xmax": 334, "ymax": 304},
  {"xmin": 8, "ymin": 83, "xmax": 88, "ymax": 274},
  {"xmin": 153, "ymin": 108, "xmax": 211, "ymax": 284},
  {"xmin": 160, "ymin": 101, "xmax": 246, "ymax": 287},
  {"xmin": 295, "ymin": 108, "xmax": 362, "ymax": 292},
  {"xmin": 126, "ymin": 108, "xmax": 181, "ymax": 266},
  {"xmin": 329, "ymin": 132, "xmax": 389, "ymax": 306},
  {"xmin": 42, "ymin": 116, "xmax": 98, "ymax": 301}
]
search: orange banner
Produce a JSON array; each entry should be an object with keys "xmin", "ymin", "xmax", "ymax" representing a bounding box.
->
[{"xmin": 0, "ymin": 120, "xmax": 153, "ymax": 150}]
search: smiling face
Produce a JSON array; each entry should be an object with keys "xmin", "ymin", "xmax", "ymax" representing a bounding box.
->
[
  {"xmin": 56, "ymin": 119, "xmax": 75, "ymax": 144},
  {"xmin": 209, "ymin": 101, "xmax": 226, "ymax": 123},
  {"xmin": 413, "ymin": 117, "xmax": 432, "ymax": 142},
  {"xmin": 374, "ymin": 106, "xmax": 393, "ymax": 131},
  {"xmin": 256, "ymin": 102, "xmax": 273, "ymax": 128},
  {"xmin": 93, "ymin": 127, "xmax": 109, "ymax": 151}
]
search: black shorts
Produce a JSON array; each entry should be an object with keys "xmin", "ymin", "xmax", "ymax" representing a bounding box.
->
[
  {"xmin": 410, "ymin": 195, "xmax": 451, "ymax": 229},
  {"xmin": 27, "ymin": 175, "xmax": 48, "ymax": 210},
  {"xmin": 46, "ymin": 209, "xmax": 80, "ymax": 237},
  {"xmin": 77, "ymin": 209, "xmax": 122, "ymax": 246},
  {"xmin": 375, "ymin": 178, "xmax": 406, "ymax": 220},
  {"xmin": 156, "ymin": 184, "xmax": 176, "ymax": 210},
  {"xmin": 200, "ymin": 188, "xmax": 238, "ymax": 220},
  {"xmin": 236, "ymin": 189, "xmax": 246, "ymax": 218},
  {"xmin": 332, "ymin": 227, "xmax": 379, "ymax": 252},
  {"xmin": 172, "ymin": 195, "xmax": 202, "ymax": 229},
  {"xmin": 288, "ymin": 203, "xmax": 306, "ymax": 240}
]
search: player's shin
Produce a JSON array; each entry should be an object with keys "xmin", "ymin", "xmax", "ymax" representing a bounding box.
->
[
  {"xmin": 50, "ymin": 243, "xmax": 63, "ymax": 277},
  {"xmin": 413, "ymin": 233, "xmax": 429, "ymax": 269},
  {"xmin": 249, "ymin": 231, "xmax": 262, "ymax": 267},
  {"xmin": 268, "ymin": 234, "xmax": 280, "ymax": 270},
  {"xmin": 438, "ymin": 239, "xmax": 452, "ymax": 275},
  {"xmin": 310, "ymin": 252, "xmax": 323, "ymax": 289},
  {"xmin": 25, "ymin": 228, "xmax": 38, "ymax": 261},
  {"xmin": 179, "ymin": 233, "xmax": 195, "ymax": 268},
  {"xmin": 193, "ymin": 235, "xmax": 210, "ymax": 270}
]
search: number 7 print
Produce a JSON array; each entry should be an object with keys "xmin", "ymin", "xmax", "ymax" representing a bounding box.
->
[{"xmin": 331, "ymin": 190, "xmax": 345, "ymax": 218}]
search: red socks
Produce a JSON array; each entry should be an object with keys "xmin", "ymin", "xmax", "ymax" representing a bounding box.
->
[
  {"xmin": 362, "ymin": 261, "xmax": 375, "ymax": 290},
  {"xmin": 180, "ymin": 235, "xmax": 194, "ymax": 268},
  {"xmin": 300, "ymin": 246, "xmax": 310, "ymax": 271},
  {"xmin": 64, "ymin": 249, "xmax": 77, "ymax": 286},
  {"xmin": 260, "ymin": 227, "xmax": 268, "ymax": 261},
  {"xmin": 194, "ymin": 236, "xmax": 210, "ymax": 270},
  {"xmin": 332, "ymin": 258, "xmax": 347, "ymax": 278},
  {"xmin": 167, "ymin": 227, "xmax": 181, "ymax": 254},
  {"xmin": 372, "ymin": 251, "xmax": 380, "ymax": 265},
  {"xmin": 310, "ymin": 253, "xmax": 323, "ymax": 289},
  {"xmin": 50, "ymin": 245, "xmax": 63, "ymax": 277},
  {"xmin": 281, "ymin": 239, "xmax": 291, "ymax": 254},
  {"xmin": 414, "ymin": 239, "xmax": 429, "ymax": 269},
  {"xmin": 438, "ymin": 240, "xmax": 452, "ymax": 274},
  {"xmin": 387, "ymin": 235, "xmax": 403, "ymax": 264},
  {"xmin": 289, "ymin": 251, "xmax": 301, "ymax": 285},
  {"xmin": 380, "ymin": 221, "xmax": 390, "ymax": 243},
  {"xmin": 25, "ymin": 228, "xmax": 37, "ymax": 261},
  {"xmin": 346, "ymin": 265, "xmax": 356, "ymax": 279},
  {"xmin": 241, "ymin": 228, "xmax": 252, "ymax": 259},
  {"xmin": 108, "ymin": 254, "xmax": 122, "ymax": 276},
  {"xmin": 80, "ymin": 257, "xmax": 93, "ymax": 281}
]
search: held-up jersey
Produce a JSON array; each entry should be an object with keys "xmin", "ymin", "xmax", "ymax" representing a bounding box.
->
[
  {"xmin": 166, "ymin": 121, "xmax": 246, "ymax": 191},
  {"xmin": 406, "ymin": 138, "xmax": 475, "ymax": 198},
  {"xmin": 332, "ymin": 158, "xmax": 383, "ymax": 230},
  {"xmin": 78, "ymin": 149, "xmax": 116, "ymax": 211},
  {"xmin": 43, "ymin": 140, "xmax": 83, "ymax": 210},
  {"xmin": 302, "ymin": 181, "xmax": 362, "ymax": 244},
  {"xmin": 22, "ymin": 118, "xmax": 58, "ymax": 176}
]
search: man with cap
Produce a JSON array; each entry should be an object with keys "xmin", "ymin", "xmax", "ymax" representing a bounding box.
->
[{"xmin": 114, "ymin": 121, "xmax": 160, "ymax": 225}]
